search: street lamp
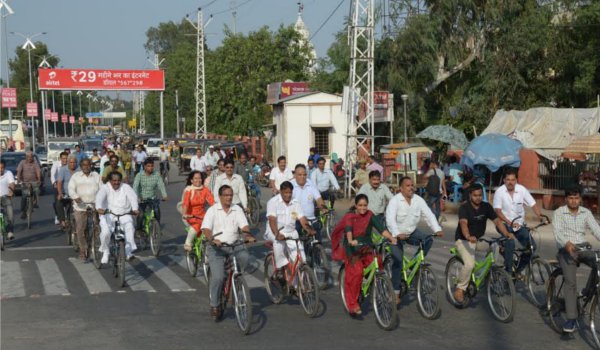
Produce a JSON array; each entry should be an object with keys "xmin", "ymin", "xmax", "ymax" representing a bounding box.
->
[
  {"xmin": 0, "ymin": 1, "xmax": 14, "ymax": 142},
  {"xmin": 38, "ymin": 54, "xmax": 58, "ymax": 144},
  {"xmin": 401, "ymin": 94, "xmax": 409, "ymax": 173},
  {"xmin": 12, "ymin": 31, "xmax": 46, "ymax": 150},
  {"xmin": 77, "ymin": 91, "xmax": 83, "ymax": 136}
]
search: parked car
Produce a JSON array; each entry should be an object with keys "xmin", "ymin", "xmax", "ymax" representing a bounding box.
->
[
  {"xmin": 1, "ymin": 152, "xmax": 45, "ymax": 195},
  {"xmin": 34, "ymin": 145, "xmax": 49, "ymax": 178}
]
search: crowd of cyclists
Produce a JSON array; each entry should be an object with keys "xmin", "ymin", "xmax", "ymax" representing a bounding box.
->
[{"xmin": 2, "ymin": 143, "xmax": 600, "ymax": 338}]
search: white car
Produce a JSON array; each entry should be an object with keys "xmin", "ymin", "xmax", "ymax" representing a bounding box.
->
[
  {"xmin": 47, "ymin": 138, "xmax": 81, "ymax": 165},
  {"xmin": 145, "ymin": 138, "xmax": 164, "ymax": 160}
]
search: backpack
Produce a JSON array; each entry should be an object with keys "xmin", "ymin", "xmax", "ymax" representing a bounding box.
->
[{"xmin": 426, "ymin": 171, "xmax": 441, "ymax": 195}]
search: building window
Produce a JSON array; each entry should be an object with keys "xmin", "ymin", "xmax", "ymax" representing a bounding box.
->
[{"xmin": 313, "ymin": 128, "xmax": 330, "ymax": 156}]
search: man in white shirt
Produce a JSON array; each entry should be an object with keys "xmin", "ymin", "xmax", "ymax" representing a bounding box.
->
[
  {"xmin": 158, "ymin": 144, "xmax": 170, "ymax": 175},
  {"xmin": 204, "ymin": 145, "xmax": 220, "ymax": 167},
  {"xmin": 190, "ymin": 148, "xmax": 207, "ymax": 172},
  {"xmin": 201, "ymin": 184, "xmax": 253, "ymax": 319},
  {"xmin": 291, "ymin": 164, "xmax": 326, "ymax": 240},
  {"xmin": 0, "ymin": 160, "xmax": 16, "ymax": 240},
  {"xmin": 265, "ymin": 181, "xmax": 315, "ymax": 271},
  {"xmin": 386, "ymin": 176, "xmax": 443, "ymax": 302},
  {"xmin": 96, "ymin": 171, "xmax": 139, "ymax": 263},
  {"xmin": 310, "ymin": 157, "xmax": 340, "ymax": 209},
  {"xmin": 269, "ymin": 156, "xmax": 293, "ymax": 195},
  {"xmin": 51, "ymin": 151, "xmax": 68, "ymax": 225},
  {"xmin": 132, "ymin": 145, "xmax": 147, "ymax": 175},
  {"xmin": 213, "ymin": 159, "xmax": 247, "ymax": 211},
  {"xmin": 69, "ymin": 158, "xmax": 102, "ymax": 261},
  {"xmin": 493, "ymin": 168, "xmax": 546, "ymax": 275}
]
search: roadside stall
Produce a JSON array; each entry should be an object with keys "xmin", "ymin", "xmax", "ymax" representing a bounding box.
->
[{"xmin": 380, "ymin": 142, "xmax": 431, "ymax": 193}]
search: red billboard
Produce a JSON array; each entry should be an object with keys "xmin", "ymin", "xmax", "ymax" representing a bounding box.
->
[
  {"xmin": 69, "ymin": 116, "xmax": 75, "ymax": 124},
  {"xmin": 279, "ymin": 82, "xmax": 310, "ymax": 99},
  {"xmin": 374, "ymin": 91, "xmax": 389, "ymax": 109},
  {"xmin": 38, "ymin": 68, "xmax": 165, "ymax": 91},
  {"xmin": 1, "ymin": 88, "xmax": 17, "ymax": 108},
  {"xmin": 26, "ymin": 102, "xmax": 38, "ymax": 117},
  {"xmin": 51, "ymin": 112, "xmax": 58, "ymax": 122},
  {"xmin": 61, "ymin": 114, "xmax": 68, "ymax": 123}
]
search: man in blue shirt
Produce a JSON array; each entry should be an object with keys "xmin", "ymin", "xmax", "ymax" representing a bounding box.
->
[
  {"xmin": 292, "ymin": 163, "xmax": 326, "ymax": 241},
  {"xmin": 309, "ymin": 147, "xmax": 320, "ymax": 164},
  {"xmin": 310, "ymin": 157, "xmax": 340, "ymax": 209},
  {"xmin": 73, "ymin": 145, "xmax": 88, "ymax": 166}
]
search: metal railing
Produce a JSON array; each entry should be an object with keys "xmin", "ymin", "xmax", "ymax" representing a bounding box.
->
[{"xmin": 538, "ymin": 159, "xmax": 596, "ymax": 191}]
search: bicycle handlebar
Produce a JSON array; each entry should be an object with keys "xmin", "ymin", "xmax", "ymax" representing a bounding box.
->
[{"xmin": 479, "ymin": 236, "xmax": 509, "ymax": 245}]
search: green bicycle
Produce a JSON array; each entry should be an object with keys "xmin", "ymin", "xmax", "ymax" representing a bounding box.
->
[
  {"xmin": 0, "ymin": 205, "xmax": 6, "ymax": 251},
  {"xmin": 338, "ymin": 241, "xmax": 399, "ymax": 330},
  {"xmin": 445, "ymin": 236, "xmax": 517, "ymax": 323},
  {"xmin": 135, "ymin": 198, "xmax": 161, "ymax": 256},
  {"xmin": 185, "ymin": 220, "xmax": 210, "ymax": 283},
  {"xmin": 319, "ymin": 204, "xmax": 336, "ymax": 241},
  {"xmin": 377, "ymin": 233, "xmax": 441, "ymax": 320}
]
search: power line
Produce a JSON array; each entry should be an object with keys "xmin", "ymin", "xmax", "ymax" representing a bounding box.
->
[
  {"xmin": 309, "ymin": 0, "xmax": 346, "ymax": 41},
  {"xmin": 212, "ymin": 0, "xmax": 254, "ymax": 16},
  {"xmin": 201, "ymin": 0, "xmax": 219, "ymax": 9}
]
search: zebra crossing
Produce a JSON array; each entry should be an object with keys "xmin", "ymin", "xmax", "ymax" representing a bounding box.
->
[{"xmin": 1, "ymin": 244, "xmax": 457, "ymax": 300}]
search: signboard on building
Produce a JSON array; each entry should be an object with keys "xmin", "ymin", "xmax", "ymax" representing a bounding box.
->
[
  {"xmin": 266, "ymin": 82, "xmax": 310, "ymax": 104},
  {"xmin": 1, "ymin": 88, "xmax": 17, "ymax": 108},
  {"xmin": 26, "ymin": 102, "xmax": 38, "ymax": 117},
  {"xmin": 38, "ymin": 68, "xmax": 165, "ymax": 91}
]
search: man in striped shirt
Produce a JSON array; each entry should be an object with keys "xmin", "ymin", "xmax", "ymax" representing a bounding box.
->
[
  {"xmin": 552, "ymin": 187, "xmax": 600, "ymax": 333},
  {"xmin": 133, "ymin": 159, "xmax": 168, "ymax": 231}
]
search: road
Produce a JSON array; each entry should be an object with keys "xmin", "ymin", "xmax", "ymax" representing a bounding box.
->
[{"xmin": 0, "ymin": 165, "xmax": 594, "ymax": 350}]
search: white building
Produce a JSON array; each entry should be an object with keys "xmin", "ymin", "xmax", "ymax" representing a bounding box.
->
[{"xmin": 268, "ymin": 92, "xmax": 347, "ymax": 168}]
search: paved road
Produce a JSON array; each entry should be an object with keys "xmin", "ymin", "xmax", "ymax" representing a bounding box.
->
[{"xmin": 1, "ymin": 165, "xmax": 594, "ymax": 349}]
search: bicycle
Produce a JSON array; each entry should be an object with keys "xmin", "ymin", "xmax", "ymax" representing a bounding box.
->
[
  {"xmin": 135, "ymin": 198, "xmax": 161, "ymax": 256},
  {"xmin": 77, "ymin": 202, "xmax": 102, "ymax": 269},
  {"xmin": 159, "ymin": 161, "xmax": 169, "ymax": 185},
  {"xmin": 445, "ymin": 236, "xmax": 517, "ymax": 323},
  {"xmin": 184, "ymin": 217, "xmax": 210, "ymax": 283},
  {"xmin": 338, "ymin": 241, "xmax": 399, "ymax": 330},
  {"xmin": 263, "ymin": 235, "xmax": 321, "ymax": 317},
  {"xmin": 206, "ymin": 234, "xmax": 253, "ymax": 335},
  {"xmin": 503, "ymin": 215, "xmax": 552, "ymax": 308},
  {"xmin": 104, "ymin": 211, "xmax": 131, "ymax": 288},
  {"xmin": 0, "ymin": 205, "xmax": 6, "ymax": 251},
  {"xmin": 319, "ymin": 201, "xmax": 336, "ymax": 241},
  {"xmin": 245, "ymin": 184, "xmax": 260, "ymax": 229},
  {"xmin": 378, "ymin": 233, "xmax": 441, "ymax": 320},
  {"xmin": 301, "ymin": 218, "xmax": 330, "ymax": 289},
  {"xmin": 59, "ymin": 197, "xmax": 78, "ymax": 251},
  {"xmin": 22, "ymin": 183, "xmax": 35, "ymax": 229},
  {"xmin": 547, "ymin": 244, "xmax": 600, "ymax": 347}
]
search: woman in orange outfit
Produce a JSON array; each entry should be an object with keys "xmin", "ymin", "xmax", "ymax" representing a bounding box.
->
[{"xmin": 182, "ymin": 170, "xmax": 215, "ymax": 251}]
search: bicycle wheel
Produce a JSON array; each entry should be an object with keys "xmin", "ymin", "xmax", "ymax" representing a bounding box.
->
[
  {"xmin": 326, "ymin": 213, "xmax": 336, "ymax": 241},
  {"xmin": 200, "ymin": 243, "xmax": 210, "ymax": 284},
  {"xmin": 233, "ymin": 275, "xmax": 253, "ymax": 335},
  {"xmin": 383, "ymin": 255, "xmax": 393, "ymax": 280},
  {"xmin": 263, "ymin": 253, "xmax": 284, "ymax": 304},
  {"xmin": 26, "ymin": 196, "xmax": 32, "ymax": 229},
  {"xmin": 186, "ymin": 251, "xmax": 198, "ymax": 277},
  {"xmin": 590, "ymin": 294, "xmax": 600, "ymax": 349},
  {"xmin": 91, "ymin": 223, "xmax": 102, "ymax": 269},
  {"xmin": 0, "ymin": 218, "xmax": 6, "ymax": 251},
  {"xmin": 338, "ymin": 265, "xmax": 350, "ymax": 313},
  {"xmin": 445, "ymin": 256, "xmax": 468, "ymax": 307},
  {"xmin": 298, "ymin": 264, "xmax": 320, "ymax": 317},
  {"xmin": 546, "ymin": 268, "xmax": 567, "ymax": 334},
  {"xmin": 526, "ymin": 257, "xmax": 552, "ymax": 308},
  {"xmin": 149, "ymin": 219, "xmax": 161, "ymax": 257},
  {"xmin": 117, "ymin": 240, "xmax": 126, "ymax": 288},
  {"xmin": 487, "ymin": 267, "xmax": 516, "ymax": 322},
  {"xmin": 163, "ymin": 170, "xmax": 169, "ymax": 186},
  {"xmin": 311, "ymin": 244, "xmax": 330, "ymax": 289},
  {"xmin": 372, "ymin": 273, "xmax": 399, "ymax": 331},
  {"xmin": 248, "ymin": 197, "xmax": 260, "ymax": 228},
  {"xmin": 70, "ymin": 213, "xmax": 78, "ymax": 252},
  {"xmin": 135, "ymin": 229, "xmax": 147, "ymax": 252},
  {"xmin": 417, "ymin": 265, "xmax": 441, "ymax": 320}
]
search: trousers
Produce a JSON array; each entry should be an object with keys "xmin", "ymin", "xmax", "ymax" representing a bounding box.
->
[
  {"xmin": 206, "ymin": 244, "xmax": 249, "ymax": 307},
  {"xmin": 99, "ymin": 213, "xmax": 137, "ymax": 257}
]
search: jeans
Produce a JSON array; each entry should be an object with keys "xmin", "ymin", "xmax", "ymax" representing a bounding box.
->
[
  {"xmin": 426, "ymin": 193, "xmax": 441, "ymax": 219},
  {"xmin": 137, "ymin": 199, "xmax": 161, "ymax": 230},
  {"xmin": 0, "ymin": 196, "xmax": 14, "ymax": 233},
  {"xmin": 497, "ymin": 224, "xmax": 534, "ymax": 273},
  {"xmin": 390, "ymin": 228, "xmax": 433, "ymax": 292},
  {"xmin": 558, "ymin": 247, "xmax": 597, "ymax": 319},
  {"xmin": 55, "ymin": 198, "xmax": 72, "ymax": 223},
  {"xmin": 159, "ymin": 160, "xmax": 170, "ymax": 174},
  {"xmin": 320, "ymin": 190, "xmax": 335, "ymax": 209},
  {"xmin": 20, "ymin": 183, "xmax": 40, "ymax": 213},
  {"xmin": 249, "ymin": 182, "xmax": 261, "ymax": 200},
  {"xmin": 206, "ymin": 244, "xmax": 250, "ymax": 307}
]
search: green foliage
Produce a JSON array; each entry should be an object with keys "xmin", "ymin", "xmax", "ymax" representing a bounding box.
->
[{"xmin": 143, "ymin": 20, "xmax": 312, "ymax": 136}]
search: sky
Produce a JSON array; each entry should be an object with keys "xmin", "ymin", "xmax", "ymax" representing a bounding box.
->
[{"xmin": 5, "ymin": 0, "xmax": 348, "ymax": 71}]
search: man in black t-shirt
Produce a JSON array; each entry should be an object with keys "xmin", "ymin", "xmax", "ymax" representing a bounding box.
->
[{"xmin": 452, "ymin": 184, "xmax": 512, "ymax": 303}]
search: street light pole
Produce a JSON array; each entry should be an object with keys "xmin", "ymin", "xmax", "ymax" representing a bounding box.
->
[
  {"xmin": 12, "ymin": 31, "xmax": 46, "ymax": 151},
  {"xmin": 0, "ymin": 1, "xmax": 14, "ymax": 143},
  {"xmin": 77, "ymin": 91, "xmax": 83, "ymax": 136},
  {"xmin": 38, "ymin": 54, "xmax": 56, "ymax": 144},
  {"xmin": 147, "ymin": 54, "xmax": 165, "ymax": 139},
  {"xmin": 68, "ymin": 91, "xmax": 74, "ymax": 137},
  {"xmin": 62, "ymin": 91, "xmax": 66, "ymax": 136},
  {"xmin": 401, "ymin": 94, "xmax": 408, "ymax": 173}
]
